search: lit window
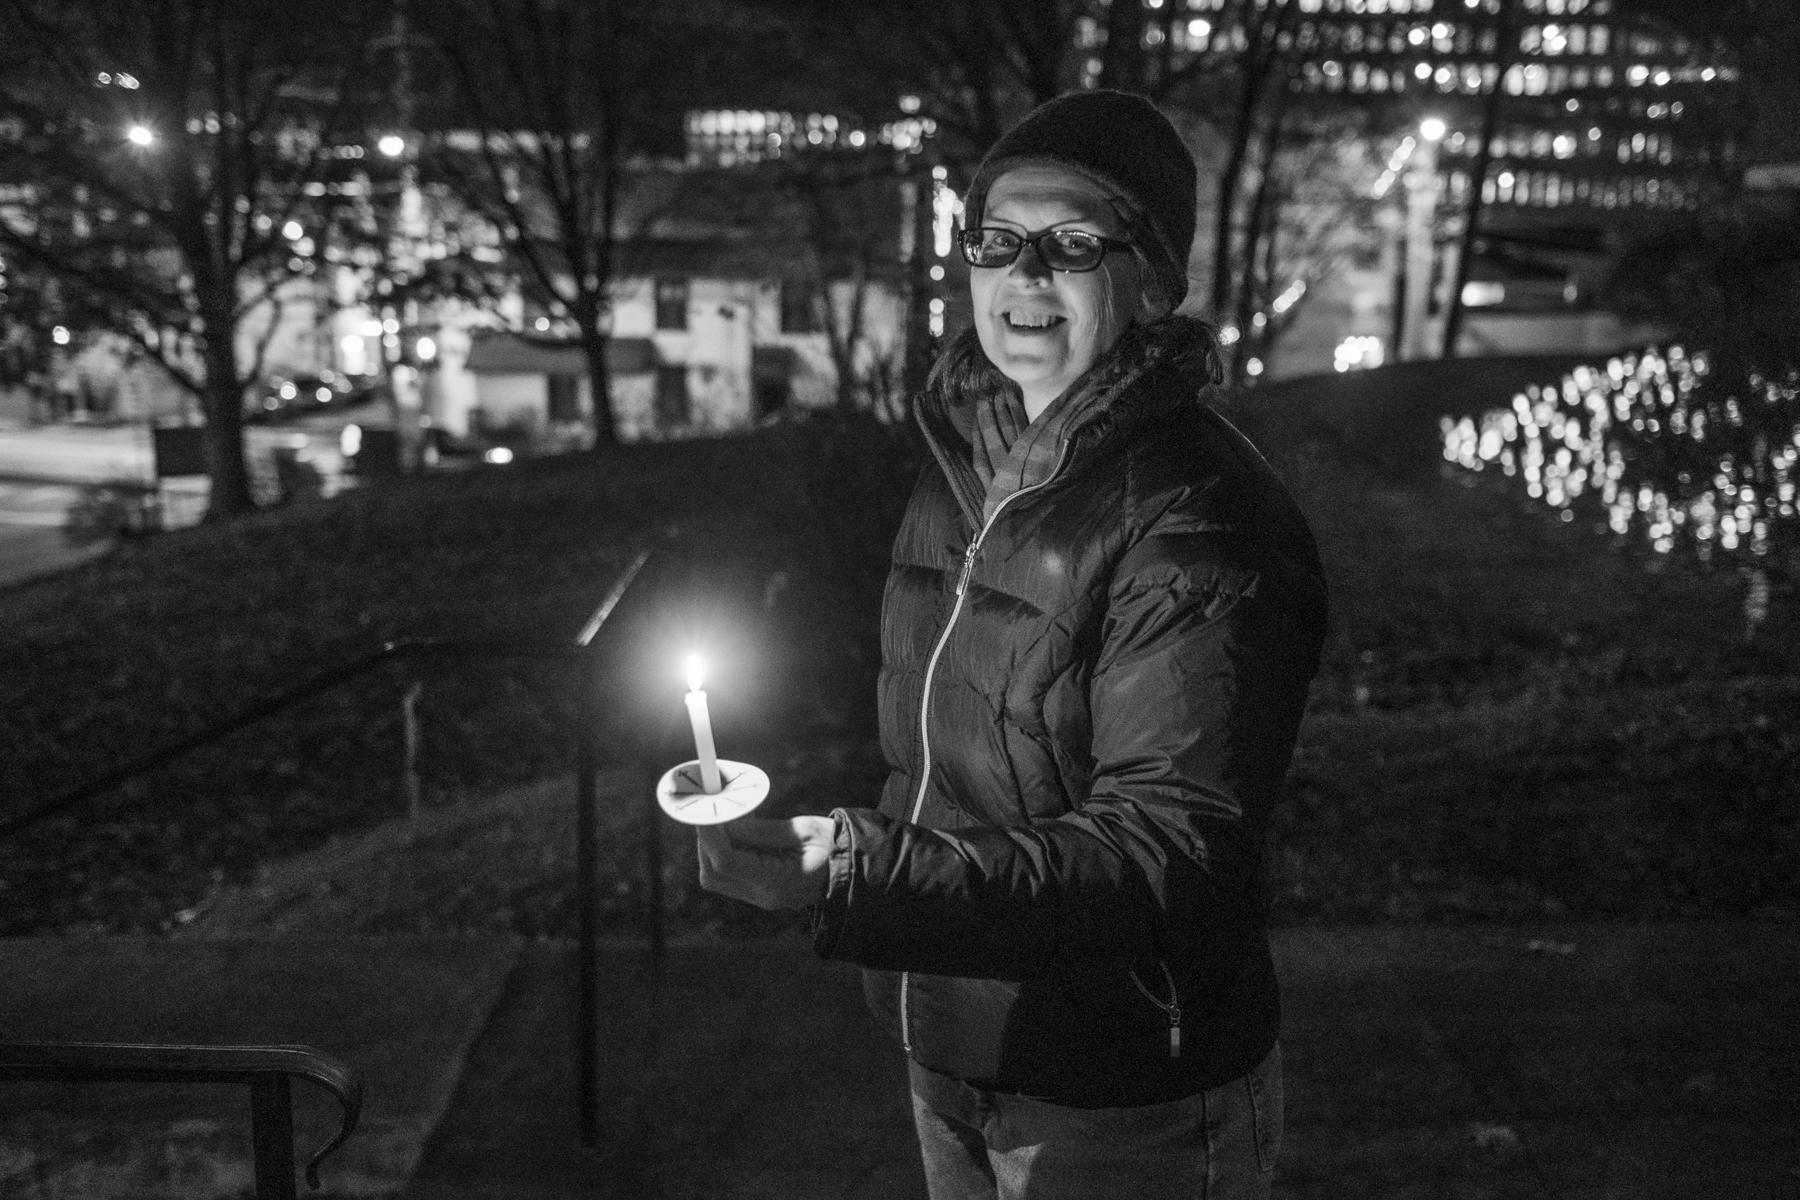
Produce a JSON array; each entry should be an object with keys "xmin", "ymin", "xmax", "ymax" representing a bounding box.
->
[{"xmin": 1462, "ymin": 281, "xmax": 1505, "ymax": 307}]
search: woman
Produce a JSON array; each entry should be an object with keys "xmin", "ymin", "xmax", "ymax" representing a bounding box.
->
[{"xmin": 699, "ymin": 90, "xmax": 1327, "ymax": 1199}]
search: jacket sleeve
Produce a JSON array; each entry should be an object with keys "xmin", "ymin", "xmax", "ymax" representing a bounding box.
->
[{"xmin": 811, "ymin": 526, "xmax": 1326, "ymax": 980}]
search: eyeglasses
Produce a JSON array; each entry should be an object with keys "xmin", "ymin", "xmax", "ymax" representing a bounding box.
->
[{"xmin": 957, "ymin": 226, "xmax": 1133, "ymax": 273}]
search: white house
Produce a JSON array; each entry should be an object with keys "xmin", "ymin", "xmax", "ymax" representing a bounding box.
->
[{"xmin": 446, "ymin": 246, "xmax": 907, "ymax": 443}]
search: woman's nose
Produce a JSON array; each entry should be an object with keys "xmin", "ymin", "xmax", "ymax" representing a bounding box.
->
[{"xmin": 1009, "ymin": 241, "xmax": 1055, "ymax": 284}]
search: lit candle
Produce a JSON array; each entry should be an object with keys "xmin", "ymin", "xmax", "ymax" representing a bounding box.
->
[{"xmin": 683, "ymin": 654, "xmax": 722, "ymax": 794}]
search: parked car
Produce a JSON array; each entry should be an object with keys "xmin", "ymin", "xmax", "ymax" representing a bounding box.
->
[{"xmin": 244, "ymin": 373, "xmax": 374, "ymax": 423}]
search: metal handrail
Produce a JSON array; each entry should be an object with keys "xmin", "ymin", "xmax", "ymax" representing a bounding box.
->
[
  {"xmin": 0, "ymin": 1041, "xmax": 362, "ymax": 1198},
  {"xmin": 4, "ymin": 547, "xmax": 654, "ymax": 1144},
  {"xmin": 0, "ymin": 549, "xmax": 652, "ymax": 843}
]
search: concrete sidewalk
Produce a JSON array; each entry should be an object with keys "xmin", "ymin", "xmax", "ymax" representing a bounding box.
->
[{"xmin": 2, "ymin": 922, "xmax": 1795, "ymax": 1199}]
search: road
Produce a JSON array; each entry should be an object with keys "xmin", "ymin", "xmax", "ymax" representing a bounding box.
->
[
  {"xmin": 0, "ymin": 480, "xmax": 111, "ymax": 588},
  {"xmin": 0, "ymin": 417, "xmax": 360, "ymax": 589}
]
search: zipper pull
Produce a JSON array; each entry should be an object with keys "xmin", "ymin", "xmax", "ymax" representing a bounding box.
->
[
  {"xmin": 955, "ymin": 541, "xmax": 979, "ymax": 595},
  {"xmin": 1168, "ymin": 1006, "xmax": 1182, "ymax": 1059}
]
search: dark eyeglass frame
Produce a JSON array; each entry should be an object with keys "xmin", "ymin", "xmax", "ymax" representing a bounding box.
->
[{"xmin": 957, "ymin": 226, "xmax": 1134, "ymax": 273}]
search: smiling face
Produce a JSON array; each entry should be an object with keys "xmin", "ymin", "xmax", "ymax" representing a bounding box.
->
[{"xmin": 970, "ymin": 163, "xmax": 1149, "ymax": 420}]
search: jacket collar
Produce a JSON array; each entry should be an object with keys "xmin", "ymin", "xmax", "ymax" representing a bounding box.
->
[{"xmin": 917, "ymin": 315, "xmax": 1224, "ymax": 527}]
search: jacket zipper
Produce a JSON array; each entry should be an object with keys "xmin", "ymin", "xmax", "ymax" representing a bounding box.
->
[
  {"xmin": 1130, "ymin": 962, "xmax": 1183, "ymax": 1059},
  {"xmin": 899, "ymin": 441, "xmax": 1072, "ymax": 1053}
]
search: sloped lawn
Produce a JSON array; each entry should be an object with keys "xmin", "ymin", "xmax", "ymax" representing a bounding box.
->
[{"xmin": 2, "ymin": 382, "xmax": 1794, "ymax": 938}]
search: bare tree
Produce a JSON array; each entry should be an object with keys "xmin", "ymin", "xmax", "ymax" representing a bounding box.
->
[
  {"xmin": 1234, "ymin": 118, "xmax": 1386, "ymax": 378},
  {"xmin": 826, "ymin": 0, "xmax": 1087, "ymax": 176},
  {"xmin": 0, "ymin": 0, "xmax": 373, "ymax": 519},
  {"xmin": 1189, "ymin": 0, "xmax": 1302, "ymax": 323},
  {"xmin": 417, "ymin": 0, "xmax": 672, "ymax": 448}
]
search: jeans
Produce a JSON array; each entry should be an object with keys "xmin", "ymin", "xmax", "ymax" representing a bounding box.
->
[{"xmin": 908, "ymin": 1045, "xmax": 1282, "ymax": 1200}]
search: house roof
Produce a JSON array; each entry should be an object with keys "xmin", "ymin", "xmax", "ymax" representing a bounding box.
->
[{"xmin": 465, "ymin": 332, "xmax": 656, "ymax": 375}]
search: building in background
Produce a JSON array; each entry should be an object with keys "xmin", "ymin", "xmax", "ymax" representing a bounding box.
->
[{"xmin": 1132, "ymin": 0, "xmax": 1740, "ymax": 377}]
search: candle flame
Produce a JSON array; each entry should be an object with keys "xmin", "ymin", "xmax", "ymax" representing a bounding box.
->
[{"xmin": 684, "ymin": 653, "xmax": 705, "ymax": 693}]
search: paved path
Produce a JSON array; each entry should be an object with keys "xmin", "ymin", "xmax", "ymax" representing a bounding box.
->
[
  {"xmin": 0, "ymin": 936, "xmax": 518, "ymax": 1198},
  {"xmin": 2, "ymin": 922, "xmax": 1795, "ymax": 1199}
]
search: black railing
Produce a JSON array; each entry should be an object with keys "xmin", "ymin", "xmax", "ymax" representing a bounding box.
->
[
  {"xmin": 3, "ymin": 547, "xmax": 654, "ymax": 1144},
  {"xmin": 0, "ymin": 1041, "xmax": 362, "ymax": 1199}
]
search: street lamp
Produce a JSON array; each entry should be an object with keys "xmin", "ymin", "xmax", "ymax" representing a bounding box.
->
[
  {"xmin": 377, "ymin": 134, "xmax": 405, "ymax": 158},
  {"xmin": 126, "ymin": 124, "xmax": 154, "ymax": 147},
  {"xmin": 1399, "ymin": 117, "xmax": 1447, "ymax": 361}
]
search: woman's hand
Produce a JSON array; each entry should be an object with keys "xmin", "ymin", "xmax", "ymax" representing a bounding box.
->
[{"xmin": 696, "ymin": 815, "xmax": 837, "ymax": 910}]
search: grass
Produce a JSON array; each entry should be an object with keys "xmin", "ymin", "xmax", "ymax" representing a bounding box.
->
[{"xmin": 1, "ymin": 377, "xmax": 1795, "ymax": 939}]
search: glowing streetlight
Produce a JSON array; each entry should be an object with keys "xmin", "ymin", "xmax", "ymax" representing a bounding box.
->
[
  {"xmin": 1419, "ymin": 116, "xmax": 1448, "ymax": 143},
  {"xmin": 416, "ymin": 335, "xmax": 437, "ymax": 362},
  {"xmin": 126, "ymin": 124, "xmax": 154, "ymax": 147},
  {"xmin": 377, "ymin": 134, "xmax": 405, "ymax": 158}
]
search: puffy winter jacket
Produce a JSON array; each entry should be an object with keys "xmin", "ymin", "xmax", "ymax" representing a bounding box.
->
[{"xmin": 812, "ymin": 316, "xmax": 1328, "ymax": 1107}]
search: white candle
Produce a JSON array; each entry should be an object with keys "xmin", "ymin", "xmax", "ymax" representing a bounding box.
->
[{"xmin": 683, "ymin": 654, "xmax": 722, "ymax": 794}]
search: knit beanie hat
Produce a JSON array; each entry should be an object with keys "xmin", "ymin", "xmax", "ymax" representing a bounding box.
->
[{"xmin": 963, "ymin": 90, "xmax": 1197, "ymax": 311}]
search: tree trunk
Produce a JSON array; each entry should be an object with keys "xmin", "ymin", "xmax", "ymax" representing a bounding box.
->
[
  {"xmin": 839, "ymin": 253, "xmax": 871, "ymax": 411},
  {"xmin": 574, "ymin": 293, "xmax": 618, "ymax": 447},
  {"xmin": 1208, "ymin": 44, "xmax": 1265, "ymax": 316},
  {"xmin": 1207, "ymin": 0, "xmax": 1296, "ymax": 321},
  {"xmin": 1099, "ymin": 0, "xmax": 1147, "ymax": 93},
  {"xmin": 1229, "ymin": 90, "xmax": 1290, "ymax": 385},
  {"xmin": 197, "ymin": 296, "xmax": 254, "ymax": 521},
  {"xmin": 1442, "ymin": 0, "xmax": 1520, "ymax": 358}
]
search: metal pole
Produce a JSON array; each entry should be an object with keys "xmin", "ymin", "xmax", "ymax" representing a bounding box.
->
[
  {"xmin": 1401, "ymin": 132, "xmax": 1443, "ymax": 361},
  {"xmin": 248, "ymin": 1074, "xmax": 299, "ymax": 1200},
  {"xmin": 402, "ymin": 680, "xmax": 423, "ymax": 841},
  {"xmin": 566, "ymin": 547, "xmax": 652, "ymax": 1145},
  {"xmin": 575, "ymin": 653, "xmax": 600, "ymax": 1146},
  {"xmin": 644, "ymin": 757, "xmax": 665, "ymax": 971}
]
